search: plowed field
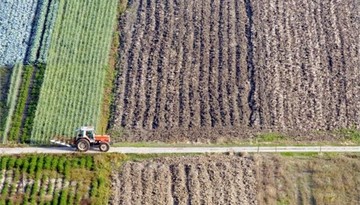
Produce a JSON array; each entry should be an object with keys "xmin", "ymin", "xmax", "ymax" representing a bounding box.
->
[
  {"xmin": 111, "ymin": 155, "xmax": 257, "ymax": 205},
  {"xmin": 111, "ymin": 154, "xmax": 360, "ymax": 205},
  {"xmin": 111, "ymin": 0, "xmax": 359, "ymax": 142}
]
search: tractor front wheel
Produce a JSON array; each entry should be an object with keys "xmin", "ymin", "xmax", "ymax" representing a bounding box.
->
[
  {"xmin": 99, "ymin": 143, "xmax": 110, "ymax": 152},
  {"xmin": 76, "ymin": 139, "xmax": 90, "ymax": 152}
]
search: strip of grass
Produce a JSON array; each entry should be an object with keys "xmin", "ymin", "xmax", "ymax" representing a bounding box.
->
[
  {"xmin": 111, "ymin": 129, "xmax": 360, "ymax": 147},
  {"xmin": 278, "ymin": 152, "xmax": 357, "ymax": 159},
  {"xmin": 97, "ymin": 0, "xmax": 128, "ymax": 134},
  {"xmin": 336, "ymin": 127, "xmax": 360, "ymax": 144}
]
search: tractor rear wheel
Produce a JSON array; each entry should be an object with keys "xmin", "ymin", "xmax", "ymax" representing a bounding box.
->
[
  {"xmin": 99, "ymin": 143, "xmax": 110, "ymax": 152},
  {"xmin": 76, "ymin": 139, "xmax": 90, "ymax": 152}
]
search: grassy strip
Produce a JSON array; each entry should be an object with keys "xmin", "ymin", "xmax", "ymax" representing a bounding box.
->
[
  {"xmin": 2, "ymin": 64, "xmax": 23, "ymax": 143},
  {"xmin": 97, "ymin": 0, "xmax": 128, "ymax": 134},
  {"xmin": 113, "ymin": 129, "xmax": 360, "ymax": 147},
  {"xmin": 113, "ymin": 141, "xmax": 359, "ymax": 147},
  {"xmin": 89, "ymin": 154, "xmax": 125, "ymax": 204},
  {"xmin": 8, "ymin": 65, "xmax": 34, "ymax": 143},
  {"xmin": 335, "ymin": 127, "xmax": 360, "ymax": 144}
]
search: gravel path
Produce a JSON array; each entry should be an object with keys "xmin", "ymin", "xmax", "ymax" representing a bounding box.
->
[{"xmin": 0, "ymin": 146, "xmax": 359, "ymax": 155}]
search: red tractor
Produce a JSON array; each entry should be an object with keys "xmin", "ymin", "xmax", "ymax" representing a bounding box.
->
[
  {"xmin": 75, "ymin": 126, "xmax": 110, "ymax": 152},
  {"xmin": 51, "ymin": 126, "xmax": 111, "ymax": 152}
]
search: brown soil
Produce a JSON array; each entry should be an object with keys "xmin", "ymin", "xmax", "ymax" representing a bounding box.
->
[
  {"xmin": 111, "ymin": 155, "xmax": 258, "ymax": 205},
  {"xmin": 111, "ymin": 153, "xmax": 360, "ymax": 205},
  {"xmin": 111, "ymin": 0, "xmax": 360, "ymax": 142}
]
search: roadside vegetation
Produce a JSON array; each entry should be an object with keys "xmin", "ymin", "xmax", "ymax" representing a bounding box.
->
[{"xmin": 113, "ymin": 130, "xmax": 360, "ymax": 147}]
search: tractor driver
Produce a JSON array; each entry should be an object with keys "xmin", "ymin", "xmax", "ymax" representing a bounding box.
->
[{"xmin": 86, "ymin": 130, "xmax": 94, "ymax": 140}]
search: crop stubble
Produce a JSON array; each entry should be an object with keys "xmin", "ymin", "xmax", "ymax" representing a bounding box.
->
[
  {"xmin": 111, "ymin": 155, "xmax": 257, "ymax": 205},
  {"xmin": 112, "ymin": 0, "xmax": 360, "ymax": 141}
]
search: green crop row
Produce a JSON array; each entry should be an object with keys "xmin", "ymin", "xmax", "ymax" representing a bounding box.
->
[
  {"xmin": 0, "ymin": 154, "xmax": 95, "ymax": 204},
  {"xmin": 0, "ymin": 67, "xmax": 10, "ymax": 138},
  {"xmin": 1, "ymin": 64, "xmax": 23, "ymax": 143},
  {"xmin": 8, "ymin": 65, "xmax": 34, "ymax": 143},
  {"xmin": 0, "ymin": 63, "xmax": 46, "ymax": 144},
  {"xmin": 28, "ymin": 0, "xmax": 59, "ymax": 63},
  {"xmin": 31, "ymin": 0, "xmax": 119, "ymax": 143},
  {"xmin": 23, "ymin": 63, "xmax": 46, "ymax": 143}
]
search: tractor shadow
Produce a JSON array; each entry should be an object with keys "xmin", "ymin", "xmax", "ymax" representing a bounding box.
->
[{"xmin": 40, "ymin": 145, "xmax": 101, "ymax": 153}]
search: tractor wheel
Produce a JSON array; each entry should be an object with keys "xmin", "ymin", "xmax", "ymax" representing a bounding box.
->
[
  {"xmin": 99, "ymin": 143, "xmax": 110, "ymax": 152},
  {"xmin": 76, "ymin": 139, "xmax": 90, "ymax": 152}
]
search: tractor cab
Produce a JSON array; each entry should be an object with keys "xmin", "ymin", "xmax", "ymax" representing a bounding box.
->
[
  {"xmin": 76, "ymin": 126, "xmax": 96, "ymax": 142},
  {"xmin": 74, "ymin": 126, "xmax": 111, "ymax": 152}
]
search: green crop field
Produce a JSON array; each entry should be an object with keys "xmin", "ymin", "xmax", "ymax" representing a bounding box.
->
[
  {"xmin": 31, "ymin": 0, "xmax": 119, "ymax": 143},
  {"xmin": 0, "ymin": 154, "xmax": 125, "ymax": 205}
]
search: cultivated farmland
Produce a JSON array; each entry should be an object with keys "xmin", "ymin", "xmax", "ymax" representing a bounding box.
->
[
  {"xmin": 112, "ymin": 155, "xmax": 257, "ymax": 204},
  {"xmin": 111, "ymin": 0, "xmax": 360, "ymax": 142},
  {"xmin": 0, "ymin": 155, "xmax": 95, "ymax": 204},
  {"xmin": 30, "ymin": 0, "xmax": 119, "ymax": 143},
  {"xmin": 112, "ymin": 154, "xmax": 360, "ymax": 205},
  {"xmin": 0, "ymin": 0, "xmax": 37, "ymax": 66}
]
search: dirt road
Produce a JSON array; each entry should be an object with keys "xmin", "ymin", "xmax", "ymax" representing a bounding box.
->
[{"xmin": 0, "ymin": 146, "xmax": 359, "ymax": 155}]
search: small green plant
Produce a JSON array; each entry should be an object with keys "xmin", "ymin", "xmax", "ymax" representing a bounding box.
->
[
  {"xmin": 59, "ymin": 188, "xmax": 68, "ymax": 205},
  {"xmin": 50, "ymin": 156, "xmax": 59, "ymax": 171},
  {"xmin": 85, "ymin": 156, "xmax": 93, "ymax": 170},
  {"xmin": 7, "ymin": 157, "xmax": 16, "ymax": 169},
  {"xmin": 79, "ymin": 157, "xmax": 86, "ymax": 168},
  {"xmin": 21, "ymin": 158, "xmax": 30, "ymax": 173},
  {"xmin": 277, "ymin": 198, "xmax": 290, "ymax": 205},
  {"xmin": 0, "ymin": 156, "xmax": 9, "ymax": 170},
  {"xmin": 36, "ymin": 156, "xmax": 44, "ymax": 172},
  {"xmin": 15, "ymin": 157, "xmax": 23, "ymax": 168},
  {"xmin": 30, "ymin": 180, "xmax": 39, "ymax": 204},
  {"xmin": 64, "ymin": 161, "xmax": 71, "ymax": 180},
  {"xmin": 28, "ymin": 156, "xmax": 37, "ymax": 176},
  {"xmin": 44, "ymin": 155, "xmax": 52, "ymax": 169},
  {"xmin": 52, "ymin": 191, "xmax": 59, "ymax": 205},
  {"xmin": 57, "ymin": 157, "xmax": 65, "ymax": 173}
]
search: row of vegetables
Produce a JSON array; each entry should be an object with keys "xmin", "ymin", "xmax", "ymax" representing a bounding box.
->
[{"xmin": 0, "ymin": 155, "xmax": 95, "ymax": 205}]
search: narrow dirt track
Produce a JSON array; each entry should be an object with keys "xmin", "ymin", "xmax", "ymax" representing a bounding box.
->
[{"xmin": 0, "ymin": 146, "xmax": 359, "ymax": 155}]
